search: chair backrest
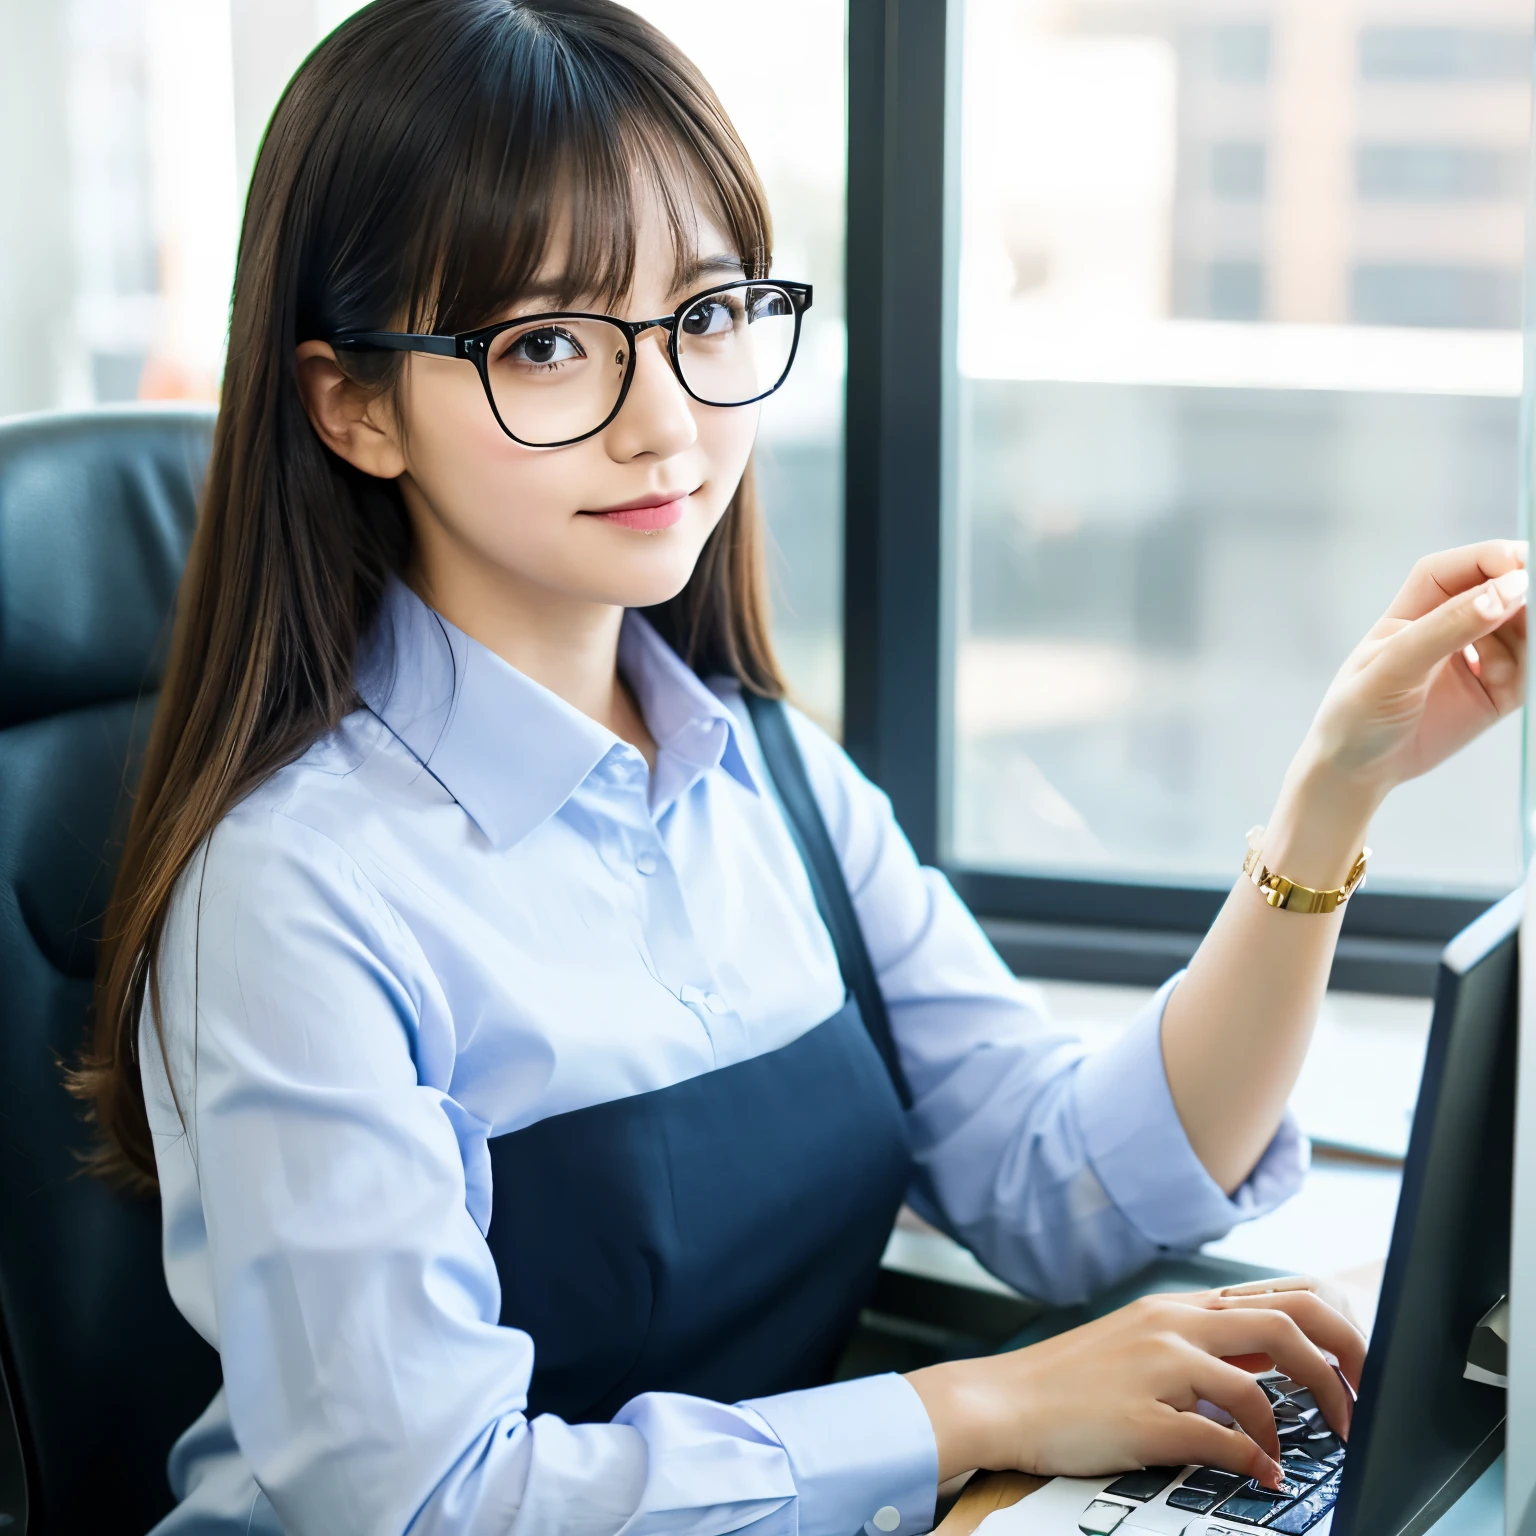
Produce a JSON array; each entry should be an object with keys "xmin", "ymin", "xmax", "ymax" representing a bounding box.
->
[{"xmin": 0, "ymin": 407, "xmax": 221, "ymax": 1533}]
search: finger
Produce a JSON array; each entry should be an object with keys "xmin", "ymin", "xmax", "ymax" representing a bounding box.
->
[
  {"xmin": 1387, "ymin": 540, "xmax": 1527, "ymax": 621},
  {"xmin": 1210, "ymin": 1290, "xmax": 1367, "ymax": 1389},
  {"xmin": 1373, "ymin": 567, "xmax": 1528, "ymax": 692},
  {"xmin": 1177, "ymin": 1353, "xmax": 1281, "ymax": 1463},
  {"xmin": 1461, "ymin": 608, "xmax": 1526, "ymax": 708},
  {"xmin": 1139, "ymin": 1404, "xmax": 1284, "ymax": 1491},
  {"xmin": 1194, "ymin": 1308, "xmax": 1354, "ymax": 1441},
  {"xmin": 1218, "ymin": 1275, "xmax": 1321, "ymax": 1299}
]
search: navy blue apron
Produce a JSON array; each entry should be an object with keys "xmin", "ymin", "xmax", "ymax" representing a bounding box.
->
[{"xmin": 484, "ymin": 695, "xmax": 915, "ymax": 1424}]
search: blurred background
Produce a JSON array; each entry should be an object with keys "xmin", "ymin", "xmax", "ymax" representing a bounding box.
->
[
  {"xmin": 953, "ymin": 0, "xmax": 1530, "ymax": 896},
  {"xmin": 0, "ymin": 0, "xmax": 1526, "ymax": 896}
]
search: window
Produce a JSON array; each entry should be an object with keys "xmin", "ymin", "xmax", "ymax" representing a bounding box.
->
[
  {"xmin": 1210, "ymin": 142, "xmax": 1267, "ymax": 202},
  {"xmin": 846, "ymin": 0, "xmax": 1532, "ymax": 992},
  {"xmin": 1356, "ymin": 144, "xmax": 1526, "ymax": 202},
  {"xmin": 1359, "ymin": 27, "xmax": 1530, "ymax": 82},
  {"xmin": 0, "ymin": 0, "xmax": 239, "ymax": 415},
  {"xmin": 1350, "ymin": 264, "xmax": 1524, "ymax": 330}
]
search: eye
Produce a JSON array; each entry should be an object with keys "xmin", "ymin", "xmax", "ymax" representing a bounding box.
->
[
  {"xmin": 681, "ymin": 297, "xmax": 740, "ymax": 338},
  {"xmin": 748, "ymin": 288, "xmax": 792, "ymax": 322},
  {"xmin": 505, "ymin": 326, "xmax": 584, "ymax": 367}
]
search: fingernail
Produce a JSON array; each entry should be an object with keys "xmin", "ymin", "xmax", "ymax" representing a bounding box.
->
[
  {"xmin": 1496, "ymin": 567, "xmax": 1528, "ymax": 601},
  {"xmin": 1475, "ymin": 583, "xmax": 1502, "ymax": 618},
  {"xmin": 1463, "ymin": 643, "xmax": 1481, "ymax": 672}
]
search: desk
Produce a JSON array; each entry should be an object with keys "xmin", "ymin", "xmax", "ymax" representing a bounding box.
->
[{"xmin": 936, "ymin": 1457, "xmax": 1505, "ymax": 1536}]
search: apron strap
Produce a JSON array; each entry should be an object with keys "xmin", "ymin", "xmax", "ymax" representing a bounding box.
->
[{"xmin": 743, "ymin": 693, "xmax": 913, "ymax": 1110}]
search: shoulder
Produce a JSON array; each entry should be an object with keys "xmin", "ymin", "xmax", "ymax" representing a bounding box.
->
[
  {"xmin": 163, "ymin": 710, "xmax": 421, "ymax": 958},
  {"xmin": 711, "ymin": 679, "xmax": 901, "ymax": 870}
]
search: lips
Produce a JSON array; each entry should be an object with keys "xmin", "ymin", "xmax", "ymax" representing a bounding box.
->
[{"xmin": 581, "ymin": 489, "xmax": 694, "ymax": 531}]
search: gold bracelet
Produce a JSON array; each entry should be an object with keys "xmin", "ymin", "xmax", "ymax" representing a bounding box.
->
[{"xmin": 1242, "ymin": 825, "xmax": 1370, "ymax": 914}]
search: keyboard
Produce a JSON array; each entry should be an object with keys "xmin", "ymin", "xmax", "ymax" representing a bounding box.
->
[{"xmin": 1077, "ymin": 1378, "xmax": 1347, "ymax": 1535}]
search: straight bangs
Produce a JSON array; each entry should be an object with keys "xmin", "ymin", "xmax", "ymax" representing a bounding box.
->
[{"xmin": 301, "ymin": 1, "xmax": 773, "ymax": 349}]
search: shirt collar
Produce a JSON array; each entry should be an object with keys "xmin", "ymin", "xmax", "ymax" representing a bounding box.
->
[{"xmin": 356, "ymin": 577, "xmax": 759, "ymax": 850}]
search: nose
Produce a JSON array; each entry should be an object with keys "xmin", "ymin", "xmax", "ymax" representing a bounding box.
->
[{"xmin": 604, "ymin": 321, "xmax": 696, "ymax": 461}]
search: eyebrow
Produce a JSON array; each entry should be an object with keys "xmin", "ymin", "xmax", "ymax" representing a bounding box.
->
[
  {"xmin": 675, "ymin": 252, "xmax": 750, "ymax": 288},
  {"xmin": 513, "ymin": 253, "xmax": 749, "ymax": 311}
]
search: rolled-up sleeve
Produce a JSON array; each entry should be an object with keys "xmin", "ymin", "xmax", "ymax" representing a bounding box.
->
[
  {"xmin": 145, "ymin": 809, "xmax": 938, "ymax": 1536},
  {"xmin": 782, "ymin": 708, "xmax": 1307, "ymax": 1308},
  {"xmin": 1074, "ymin": 974, "xmax": 1309, "ymax": 1252}
]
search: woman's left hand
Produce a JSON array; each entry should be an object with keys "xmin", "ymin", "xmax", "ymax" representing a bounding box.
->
[{"xmin": 1302, "ymin": 540, "xmax": 1527, "ymax": 811}]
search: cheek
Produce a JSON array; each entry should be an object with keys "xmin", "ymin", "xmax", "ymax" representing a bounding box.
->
[
  {"xmin": 404, "ymin": 367, "xmax": 578, "ymax": 542},
  {"xmin": 696, "ymin": 402, "xmax": 760, "ymax": 515}
]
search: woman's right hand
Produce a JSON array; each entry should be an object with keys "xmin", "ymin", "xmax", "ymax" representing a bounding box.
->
[{"xmin": 904, "ymin": 1284, "xmax": 1365, "ymax": 1489}]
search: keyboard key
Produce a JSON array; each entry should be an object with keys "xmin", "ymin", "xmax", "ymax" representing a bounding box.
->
[
  {"xmin": 1103, "ymin": 1468, "xmax": 1181, "ymax": 1501},
  {"xmin": 1260, "ymin": 1379, "xmax": 1290, "ymax": 1405},
  {"xmin": 1267, "ymin": 1477, "xmax": 1341, "ymax": 1534},
  {"xmin": 1213, "ymin": 1489, "xmax": 1289, "ymax": 1525},
  {"xmin": 1079, "ymin": 1498, "xmax": 1133, "ymax": 1534},
  {"xmin": 1168, "ymin": 1487, "xmax": 1219, "ymax": 1514},
  {"xmin": 1304, "ymin": 1431, "xmax": 1343, "ymax": 1459},
  {"xmin": 1277, "ymin": 1422, "xmax": 1311, "ymax": 1446},
  {"xmin": 1287, "ymin": 1388, "xmax": 1317, "ymax": 1414},
  {"xmin": 1272, "ymin": 1397, "xmax": 1302, "ymax": 1421},
  {"xmin": 1280, "ymin": 1453, "xmax": 1331, "ymax": 1483},
  {"xmin": 1183, "ymin": 1468, "xmax": 1247, "ymax": 1495},
  {"xmin": 1270, "ymin": 1476, "xmax": 1313, "ymax": 1500}
]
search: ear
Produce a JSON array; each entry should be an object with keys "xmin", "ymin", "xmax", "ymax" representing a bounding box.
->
[{"xmin": 294, "ymin": 341, "xmax": 407, "ymax": 479}]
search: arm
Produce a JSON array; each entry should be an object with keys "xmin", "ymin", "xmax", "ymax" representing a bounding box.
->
[
  {"xmin": 1162, "ymin": 542, "xmax": 1527, "ymax": 1192},
  {"xmin": 145, "ymin": 809, "xmax": 936, "ymax": 1536},
  {"xmin": 780, "ymin": 714, "xmax": 1305, "ymax": 1307}
]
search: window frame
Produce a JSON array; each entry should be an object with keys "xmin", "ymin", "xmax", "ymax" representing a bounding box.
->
[{"xmin": 842, "ymin": 0, "xmax": 1500, "ymax": 999}]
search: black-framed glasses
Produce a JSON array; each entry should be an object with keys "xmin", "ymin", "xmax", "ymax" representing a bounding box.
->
[{"xmin": 331, "ymin": 278, "xmax": 812, "ymax": 449}]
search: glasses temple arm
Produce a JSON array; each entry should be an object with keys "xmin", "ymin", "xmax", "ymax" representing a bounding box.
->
[{"xmin": 330, "ymin": 332, "xmax": 460, "ymax": 357}]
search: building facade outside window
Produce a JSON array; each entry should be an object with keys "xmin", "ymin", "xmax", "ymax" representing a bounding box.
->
[{"xmin": 953, "ymin": 0, "xmax": 1531, "ymax": 896}]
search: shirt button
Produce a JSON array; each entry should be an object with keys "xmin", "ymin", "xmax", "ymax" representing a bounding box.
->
[
  {"xmin": 635, "ymin": 852, "xmax": 658, "ymax": 876},
  {"xmin": 702, "ymin": 992, "xmax": 727, "ymax": 1014},
  {"xmin": 872, "ymin": 1509, "xmax": 901, "ymax": 1533}
]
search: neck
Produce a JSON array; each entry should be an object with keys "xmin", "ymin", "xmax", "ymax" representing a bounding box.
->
[{"xmin": 407, "ymin": 550, "xmax": 634, "ymax": 741}]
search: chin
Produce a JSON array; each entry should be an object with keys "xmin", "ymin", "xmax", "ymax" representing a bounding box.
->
[{"xmin": 582, "ymin": 548, "xmax": 705, "ymax": 612}]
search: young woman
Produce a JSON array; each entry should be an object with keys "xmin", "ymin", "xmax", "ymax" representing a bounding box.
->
[{"xmin": 78, "ymin": 2, "xmax": 1527, "ymax": 1532}]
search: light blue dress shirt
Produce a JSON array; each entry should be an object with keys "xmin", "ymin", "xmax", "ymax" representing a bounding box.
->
[{"xmin": 142, "ymin": 577, "xmax": 1305, "ymax": 1536}]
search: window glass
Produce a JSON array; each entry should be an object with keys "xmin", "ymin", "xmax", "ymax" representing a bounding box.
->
[
  {"xmin": 952, "ymin": 0, "xmax": 1531, "ymax": 893},
  {"xmin": 0, "ymin": 0, "xmax": 239, "ymax": 416}
]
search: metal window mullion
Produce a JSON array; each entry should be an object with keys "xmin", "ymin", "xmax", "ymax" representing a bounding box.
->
[{"xmin": 844, "ymin": 0, "xmax": 953, "ymax": 867}]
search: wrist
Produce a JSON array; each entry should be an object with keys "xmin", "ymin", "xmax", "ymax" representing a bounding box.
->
[
  {"xmin": 905, "ymin": 1361, "xmax": 1004, "ymax": 1484},
  {"xmin": 1259, "ymin": 746, "xmax": 1380, "ymax": 893}
]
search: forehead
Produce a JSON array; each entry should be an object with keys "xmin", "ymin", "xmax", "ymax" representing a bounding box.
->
[{"xmin": 522, "ymin": 166, "xmax": 742, "ymax": 310}]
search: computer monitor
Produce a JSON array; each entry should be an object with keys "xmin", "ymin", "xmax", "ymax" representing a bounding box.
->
[
  {"xmin": 1508, "ymin": 884, "xmax": 1536, "ymax": 1536},
  {"xmin": 1331, "ymin": 888, "xmax": 1518, "ymax": 1536}
]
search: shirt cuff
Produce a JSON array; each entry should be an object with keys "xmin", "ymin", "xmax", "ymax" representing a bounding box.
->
[
  {"xmin": 741, "ymin": 1372, "xmax": 938, "ymax": 1536},
  {"xmin": 1073, "ymin": 972, "xmax": 1311, "ymax": 1252}
]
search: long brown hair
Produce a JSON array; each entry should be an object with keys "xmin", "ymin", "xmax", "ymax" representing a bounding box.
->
[{"xmin": 75, "ymin": 0, "xmax": 786, "ymax": 1188}]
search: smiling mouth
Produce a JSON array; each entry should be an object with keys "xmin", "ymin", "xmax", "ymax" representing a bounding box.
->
[{"xmin": 579, "ymin": 489, "xmax": 697, "ymax": 531}]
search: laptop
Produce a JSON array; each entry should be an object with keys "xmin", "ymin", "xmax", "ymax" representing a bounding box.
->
[{"xmin": 985, "ymin": 887, "xmax": 1519, "ymax": 1536}]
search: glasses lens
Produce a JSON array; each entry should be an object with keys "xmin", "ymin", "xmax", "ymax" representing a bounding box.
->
[
  {"xmin": 675, "ymin": 284, "xmax": 797, "ymax": 406},
  {"xmin": 483, "ymin": 316, "xmax": 630, "ymax": 445}
]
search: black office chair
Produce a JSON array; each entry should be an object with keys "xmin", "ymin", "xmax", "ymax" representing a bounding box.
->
[{"xmin": 0, "ymin": 407, "xmax": 222, "ymax": 1533}]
